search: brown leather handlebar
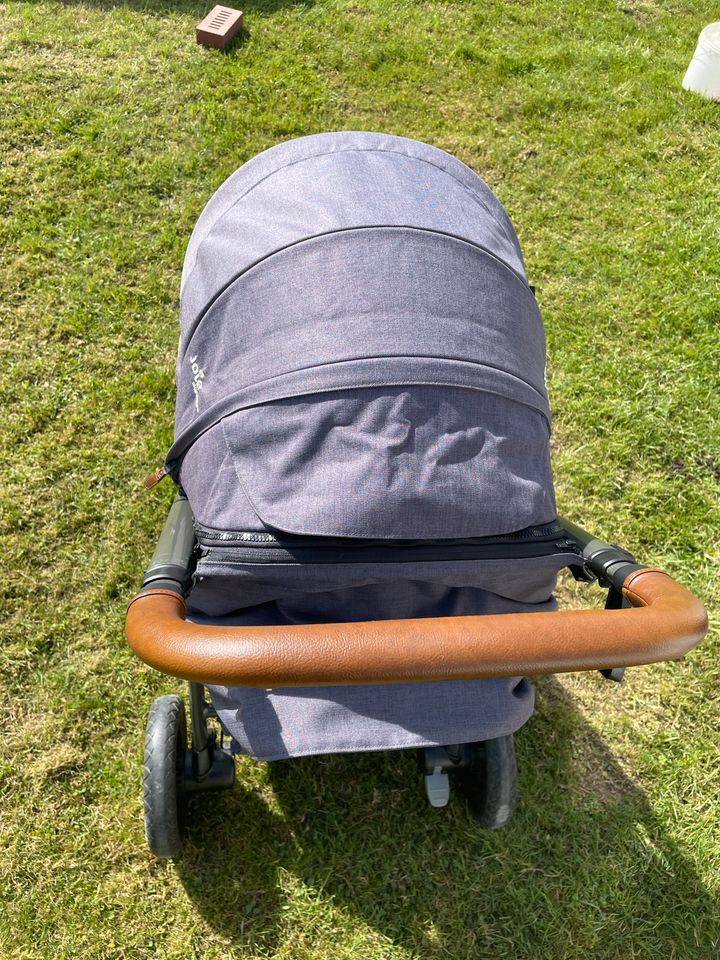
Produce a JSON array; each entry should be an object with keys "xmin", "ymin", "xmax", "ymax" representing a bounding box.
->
[{"xmin": 125, "ymin": 568, "xmax": 708, "ymax": 686}]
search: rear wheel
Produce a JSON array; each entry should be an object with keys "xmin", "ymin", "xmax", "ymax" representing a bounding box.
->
[
  {"xmin": 457, "ymin": 734, "xmax": 517, "ymax": 829},
  {"xmin": 144, "ymin": 694, "xmax": 188, "ymax": 859}
]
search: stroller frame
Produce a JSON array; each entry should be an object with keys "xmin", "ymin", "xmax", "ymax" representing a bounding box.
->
[
  {"xmin": 131, "ymin": 495, "xmax": 707, "ymax": 858},
  {"xmin": 128, "ymin": 132, "xmax": 708, "ymax": 858}
]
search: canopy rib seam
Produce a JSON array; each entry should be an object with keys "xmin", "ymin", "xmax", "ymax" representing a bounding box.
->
[
  {"xmin": 166, "ymin": 359, "xmax": 551, "ymax": 470},
  {"xmin": 182, "ymin": 224, "xmax": 535, "ymax": 357}
]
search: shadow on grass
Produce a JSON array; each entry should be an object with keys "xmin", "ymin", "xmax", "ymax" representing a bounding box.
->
[
  {"xmin": 177, "ymin": 678, "xmax": 719, "ymax": 958},
  {"xmin": 53, "ymin": 0, "xmax": 314, "ymax": 15}
]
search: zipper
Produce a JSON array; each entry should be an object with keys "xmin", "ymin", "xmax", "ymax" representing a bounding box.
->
[{"xmin": 194, "ymin": 521, "xmax": 581, "ymax": 565}]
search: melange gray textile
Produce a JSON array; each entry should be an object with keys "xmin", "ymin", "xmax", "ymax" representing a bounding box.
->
[
  {"xmin": 170, "ymin": 131, "xmax": 553, "ymax": 538},
  {"xmin": 195, "ymin": 583, "xmax": 555, "ymax": 761},
  {"xmin": 190, "ymin": 548, "xmax": 577, "ymax": 618},
  {"xmin": 184, "ymin": 385, "xmax": 555, "ymax": 539},
  {"xmin": 174, "ymin": 131, "xmax": 566, "ymax": 759}
]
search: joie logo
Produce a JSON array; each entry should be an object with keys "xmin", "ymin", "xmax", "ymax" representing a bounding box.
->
[{"xmin": 189, "ymin": 355, "xmax": 205, "ymax": 412}]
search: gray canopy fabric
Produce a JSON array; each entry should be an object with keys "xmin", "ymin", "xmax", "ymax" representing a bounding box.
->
[
  {"xmin": 173, "ymin": 131, "xmax": 554, "ymax": 540},
  {"xmin": 175, "ymin": 131, "xmax": 564, "ymax": 759}
]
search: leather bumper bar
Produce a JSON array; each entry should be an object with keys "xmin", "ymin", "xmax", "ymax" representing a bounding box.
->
[{"xmin": 125, "ymin": 568, "xmax": 708, "ymax": 687}]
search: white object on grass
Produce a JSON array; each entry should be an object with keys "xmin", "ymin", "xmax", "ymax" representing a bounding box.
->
[{"xmin": 683, "ymin": 22, "xmax": 720, "ymax": 101}]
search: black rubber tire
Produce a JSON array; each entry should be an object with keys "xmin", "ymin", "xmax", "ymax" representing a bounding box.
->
[
  {"xmin": 457, "ymin": 734, "xmax": 517, "ymax": 829},
  {"xmin": 143, "ymin": 694, "xmax": 188, "ymax": 859}
]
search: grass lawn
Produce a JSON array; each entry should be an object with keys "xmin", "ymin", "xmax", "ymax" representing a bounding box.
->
[{"xmin": 1, "ymin": 0, "xmax": 719, "ymax": 957}]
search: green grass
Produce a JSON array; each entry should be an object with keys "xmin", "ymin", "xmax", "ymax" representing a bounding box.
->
[{"xmin": 1, "ymin": 0, "xmax": 719, "ymax": 956}]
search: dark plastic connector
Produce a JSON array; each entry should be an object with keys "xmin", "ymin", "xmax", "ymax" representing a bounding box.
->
[
  {"xmin": 181, "ymin": 744, "xmax": 235, "ymax": 793},
  {"xmin": 139, "ymin": 578, "xmax": 185, "ymax": 597},
  {"xmin": 422, "ymin": 744, "xmax": 471, "ymax": 773},
  {"xmin": 559, "ymin": 518, "xmax": 643, "ymax": 592},
  {"xmin": 600, "ymin": 667, "xmax": 626, "ymax": 682},
  {"xmin": 180, "ymin": 681, "xmax": 236, "ymax": 793},
  {"xmin": 141, "ymin": 494, "xmax": 197, "ymax": 594},
  {"xmin": 597, "ymin": 585, "xmax": 629, "ymax": 682},
  {"xmin": 569, "ymin": 563, "xmax": 597, "ymax": 584}
]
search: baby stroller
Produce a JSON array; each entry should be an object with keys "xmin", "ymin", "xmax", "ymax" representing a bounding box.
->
[{"xmin": 126, "ymin": 132, "xmax": 707, "ymax": 859}]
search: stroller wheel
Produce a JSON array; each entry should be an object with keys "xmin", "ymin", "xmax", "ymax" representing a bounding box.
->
[
  {"xmin": 143, "ymin": 694, "xmax": 188, "ymax": 859},
  {"xmin": 457, "ymin": 734, "xmax": 517, "ymax": 829}
]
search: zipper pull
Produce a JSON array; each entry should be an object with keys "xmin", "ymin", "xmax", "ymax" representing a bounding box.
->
[{"xmin": 143, "ymin": 466, "xmax": 168, "ymax": 489}]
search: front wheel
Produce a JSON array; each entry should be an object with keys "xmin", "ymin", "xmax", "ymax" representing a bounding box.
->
[
  {"xmin": 456, "ymin": 734, "xmax": 517, "ymax": 829},
  {"xmin": 143, "ymin": 694, "xmax": 188, "ymax": 859}
]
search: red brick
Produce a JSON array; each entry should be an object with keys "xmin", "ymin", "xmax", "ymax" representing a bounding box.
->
[{"xmin": 196, "ymin": 6, "xmax": 244, "ymax": 50}]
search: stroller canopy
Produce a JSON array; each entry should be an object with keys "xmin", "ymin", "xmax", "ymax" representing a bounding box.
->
[{"xmin": 171, "ymin": 132, "xmax": 556, "ymax": 539}]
